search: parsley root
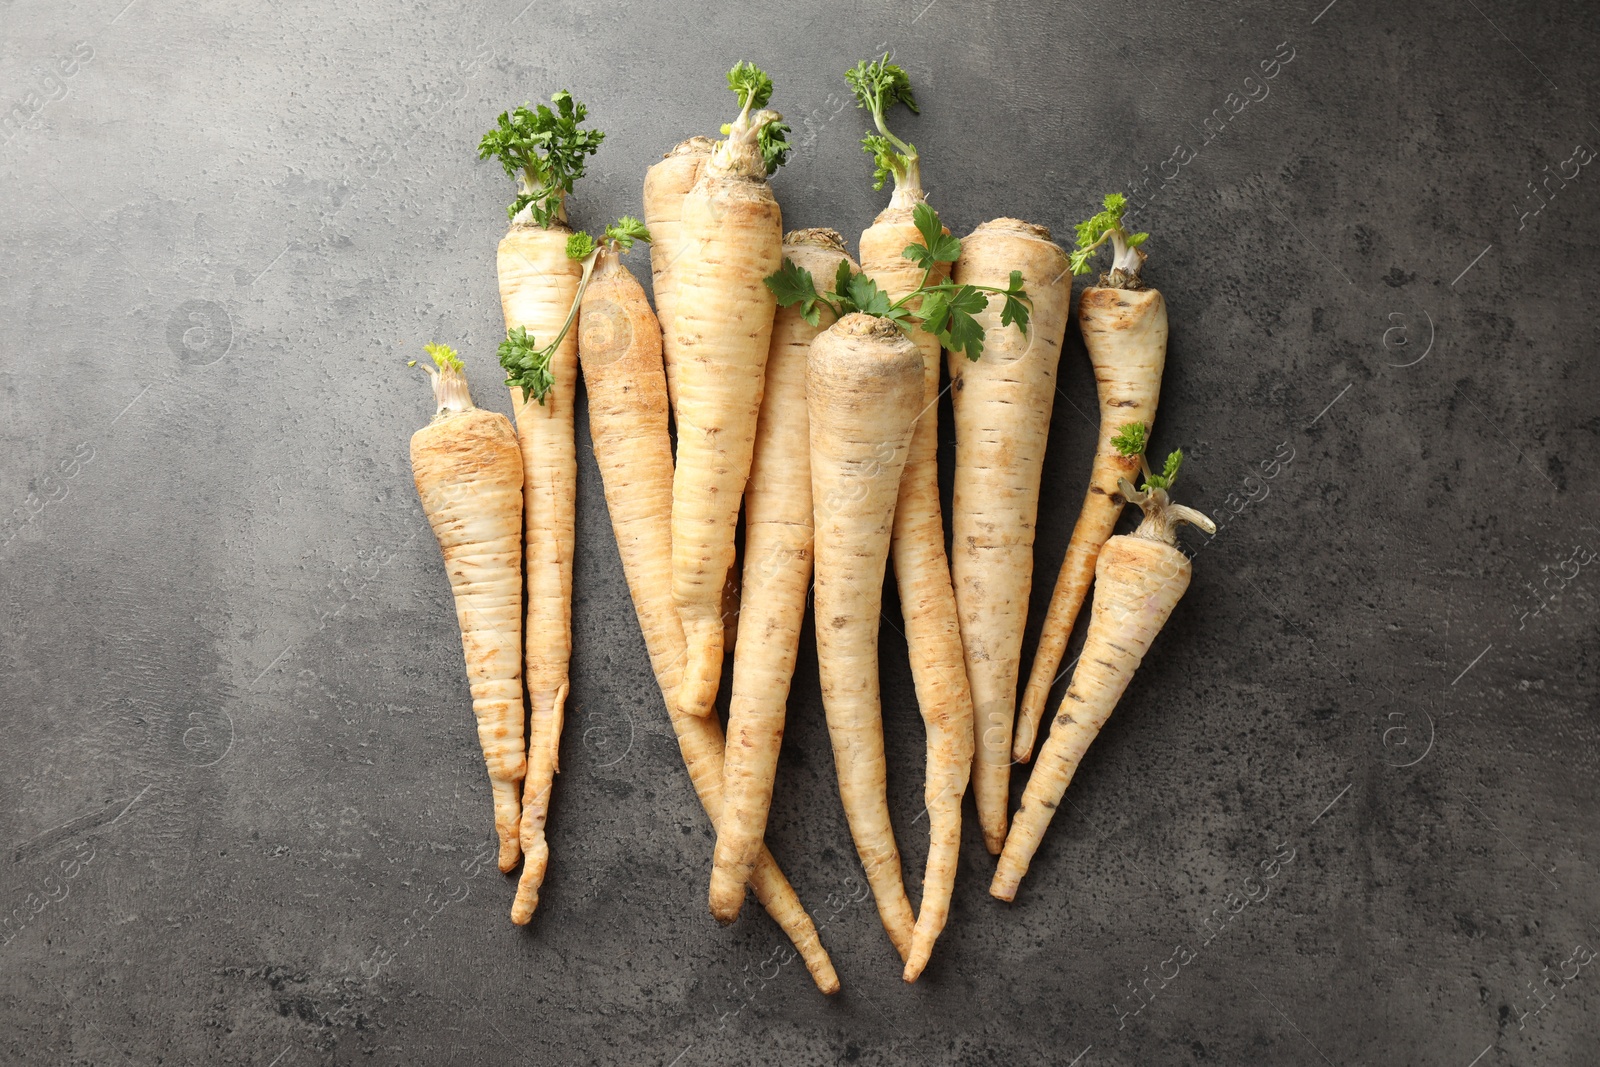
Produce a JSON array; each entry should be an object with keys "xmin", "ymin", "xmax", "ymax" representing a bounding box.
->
[
  {"xmin": 849, "ymin": 54, "xmax": 973, "ymax": 981},
  {"xmin": 479, "ymin": 91, "xmax": 603, "ymax": 922},
  {"xmin": 947, "ymin": 219, "xmax": 1073, "ymax": 854},
  {"xmin": 710, "ymin": 229, "xmax": 852, "ymax": 925},
  {"xmin": 993, "ymin": 431, "xmax": 1212, "ymax": 901},
  {"xmin": 1015, "ymin": 195, "xmax": 1164, "ymax": 765},
  {"xmin": 408, "ymin": 345, "xmax": 526, "ymax": 877},
  {"xmin": 808, "ymin": 313, "xmax": 925, "ymax": 962},
  {"xmin": 668, "ymin": 62, "xmax": 791, "ymax": 718}
]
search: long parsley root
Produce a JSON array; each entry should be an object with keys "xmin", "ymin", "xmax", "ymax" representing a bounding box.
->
[
  {"xmin": 642, "ymin": 135, "xmax": 713, "ymax": 415},
  {"xmin": 576, "ymin": 229, "xmax": 839, "ymax": 992},
  {"xmin": 992, "ymin": 427, "xmax": 1212, "ymax": 900},
  {"xmin": 709, "ymin": 229, "xmax": 852, "ymax": 924},
  {"xmin": 808, "ymin": 313, "xmax": 925, "ymax": 962},
  {"xmin": 408, "ymin": 345, "xmax": 526, "ymax": 878},
  {"xmin": 479, "ymin": 91, "xmax": 602, "ymax": 921},
  {"xmin": 1015, "ymin": 195, "xmax": 1164, "ymax": 764},
  {"xmin": 849, "ymin": 55, "xmax": 973, "ymax": 981},
  {"xmin": 768, "ymin": 205, "xmax": 1029, "ymax": 973},
  {"xmin": 669, "ymin": 62, "xmax": 792, "ymax": 718},
  {"xmin": 947, "ymin": 218, "xmax": 1073, "ymax": 854}
]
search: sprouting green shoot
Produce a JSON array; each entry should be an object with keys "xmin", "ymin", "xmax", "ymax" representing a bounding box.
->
[
  {"xmin": 477, "ymin": 91, "xmax": 605, "ymax": 226},
  {"xmin": 765, "ymin": 203, "xmax": 1029, "ymax": 361},
  {"xmin": 421, "ymin": 342, "xmax": 464, "ymax": 374},
  {"xmin": 1069, "ymin": 193, "xmax": 1150, "ymax": 279},
  {"xmin": 845, "ymin": 54, "xmax": 919, "ymax": 193},
  {"xmin": 1112, "ymin": 421, "xmax": 1183, "ymax": 491},
  {"xmin": 604, "ymin": 215, "xmax": 652, "ymax": 250},
  {"xmin": 1111, "ymin": 421, "xmax": 1148, "ymax": 458},
  {"xmin": 498, "ymin": 217, "xmax": 650, "ymax": 404},
  {"xmin": 719, "ymin": 62, "xmax": 790, "ymax": 175},
  {"xmin": 727, "ymin": 61, "xmax": 774, "ymax": 111}
]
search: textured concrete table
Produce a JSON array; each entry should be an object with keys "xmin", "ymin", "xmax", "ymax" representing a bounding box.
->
[{"xmin": 3, "ymin": 1, "xmax": 1596, "ymax": 1063}]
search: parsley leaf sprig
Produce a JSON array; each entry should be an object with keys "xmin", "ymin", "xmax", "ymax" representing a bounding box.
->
[
  {"xmin": 477, "ymin": 91, "xmax": 604, "ymax": 226},
  {"xmin": 1069, "ymin": 193, "xmax": 1150, "ymax": 287},
  {"xmin": 1111, "ymin": 421, "xmax": 1182, "ymax": 491},
  {"xmin": 845, "ymin": 54, "xmax": 921, "ymax": 198},
  {"xmin": 1110, "ymin": 420, "xmax": 1213, "ymax": 542},
  {"xmin": 717, "ymin": 61, "xmax": 790, "ymax": 176},
  {"xmin": 499, "ymin": 217, "xmax": 651, "ymax": 404},
  {"xmin": 765, "ymin": 203, "xmax": 1029, "ymax": 362}
]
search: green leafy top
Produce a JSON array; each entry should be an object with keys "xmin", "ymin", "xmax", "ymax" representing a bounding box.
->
[
  {"xmin": 1112, "ymin": 421, "xmax": 1182, "ymax": 491},
  {"xmin": 1069, "ymin": 193, "xmax": 1151, "ymax": 285},
  {"xmin": 422, "ymin": 342, "xmax": 464, "ymax": 374},
  {"xmin": 845, "ymin": 54, "xmax": 921, "ymax": 198},
  {"xmin": 1111, "ymin": 420, "xmax": 1212, "ymax": 543},
  {"xmin": 498, "ymin": 217, "xmax": 649, "ymax": 403},
  {"xmin": 765, "ymin": 202, "xmax": 1029, "ymax": 361},
  {"xmin": 477, "ymin": 91, "xmax": 605, "ymax": 226},
  {"xmin": 409, "ymin": 343, "xmax": 474, "ymax": 417},
  {"xmin": 714, "ymin": 62, "xmax": 790, "ymax": 177},
  {"xmin": 727, "ymin": 61, "xmax": 774, "ymax": 111}
]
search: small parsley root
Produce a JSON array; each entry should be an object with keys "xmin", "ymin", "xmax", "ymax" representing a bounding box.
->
[
  {"xmin": 848, "ymin": 54, "xmax": 972, "ymax": 982},
  {"xmin": 992, "ymin": 430, "xmax": 1212, "ymax": 901},
  {"xmin": 575, "ymin": 246, "xmax": 839, "ymax": 992},
  {"xmin": 1015, "ymin": 194, "xmax": 1165, "ymax": 766},
  {"xmin": 808, "ymin": 313, "xmax": 926, "ymax": 963},
  {"xmin": 710, "ymin": 230, "xmax": 853, "ymax": 925},
  {"xmin": 479, "ymin": 91, "xmax": 616, "ymax": 923},
  {"xmin": 668, "ymin": 62, "xmax": 792, "ymax": 719},
  {"xmin": 408, "ymin": 345, "xmax": 527, "ymax": 879},
  {"xmin": 642, "ymin": 135, "xmax": 714, "ymax": 417},
  {"xmin": 947, "ymin": 219, "xmax": 1074, "ymax": 856}
]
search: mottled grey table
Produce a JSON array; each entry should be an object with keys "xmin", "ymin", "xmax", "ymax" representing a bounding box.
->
[{"xmin": 3, "ymin": 1, "xmax": 1597, "ymax": 1064}]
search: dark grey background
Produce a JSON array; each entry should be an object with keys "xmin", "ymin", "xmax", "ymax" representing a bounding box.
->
[{"xmin": 2, "ymin": 0, "xmax": 1596, "ymax": 1063}]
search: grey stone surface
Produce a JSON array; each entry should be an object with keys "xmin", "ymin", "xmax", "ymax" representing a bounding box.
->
[{"xmin": 2, "ymin": 0, "xmax": 1597, "ymax": 1063}]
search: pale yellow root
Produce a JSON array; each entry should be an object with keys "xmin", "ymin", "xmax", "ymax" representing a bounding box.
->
[
  {"xmin": 1014, "ymin": 287, "xmax": 1167, "ymax": 764},
  {"xmin": 947, "ymin": 219, "xmax": 1073, "ymax": 854},
  {"xmin": 809, "ymin": 313, "xmax": 924, "ymax": 963},
  {"xmin": 860, "ymin": 206, "xmax": 974, "ymax": 981},
  {"xmin": 578, "ymin": 250, "xmax": 839, "ymax": 993},
  {"xmin": 992, "ymin": 534, "xmax": 1190, "ymax": 901},
  {"xmin": 642, "ymin": 136, "xmax": 713, "ymax": 418},
  {"xmin": 667, "ymin": 138, "xmax": 782, "ymax": 718},
  {"xmin": 710, "ymin": 231, "xmax": 851, "ymax": 924},
  {"xmin": 498, "ymin": 222, "xmax": 581, "ymax": 922},
  {"xmin": 411, "ymin": 405, "xmax": 526, "ymax": 890}
]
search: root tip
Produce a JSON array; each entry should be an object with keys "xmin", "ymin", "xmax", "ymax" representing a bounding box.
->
[
  {"xmin": 708, "ymin": 877, "xmax": 744, "ymax": 925},
  {"xmin": 989, "ymin": 875, "xmax": 1018, "ymax": 903}
]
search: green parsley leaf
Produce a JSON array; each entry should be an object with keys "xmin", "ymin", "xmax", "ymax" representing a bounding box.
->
[
  {"xmin": 727, "ymin": 61, "xmax": 774, "ymax": 111},
  {"xmin": 566, "ymin": 231, "xmax": 596, "ymax": 260},
  {"xmin": 423, "ymin": 342, "xmax": 464, "ymax": 373},
  {"xmin": 940, "ymin": 285, "xmax": 990, "ymax": 361},
  {"xmin": 604, "ymin": 215, "xmax": 652, "ymax": 250},
  {"xmin": 477, "ymin": 91, "xmax": 604, "ymax": 227},
  {"xmin": 902, "ymin": 239, "xmax": 936, "ymax": 272},
  {"xmin": 757, "ymin": 119, "xmax": 791, "ymax": 174},
  {"xmin": 844, "ymin": 55, "xmax": 918, "ymax": 115},
  {"xmin": 846, "ymin": 271, "xmax": 894, "ymax": 318},
  {"xmin": 765, "ymin": 257, "xmax": 822, "ymax": 326},
  {"xmin": 861, "ymin": 134, "xmax": 899, "ymax": 190},
  {"xmin": 917, "ymin": 289, "xmax": 950, "ymax": 339},
  {"xmin": 498, "ymin": 326, "xmax": 554, "ymax": 405},
  {"xmin": 999, "ymin": 270, "xmax": 1031, "ymax": 332},
  {"xmin": 1148, "ymin": 449, "xmax": 1183, "ymax": 490},
  {"xmin": 1111, "ymin": 422, "xmax": 1149, "ymax": 458}
]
